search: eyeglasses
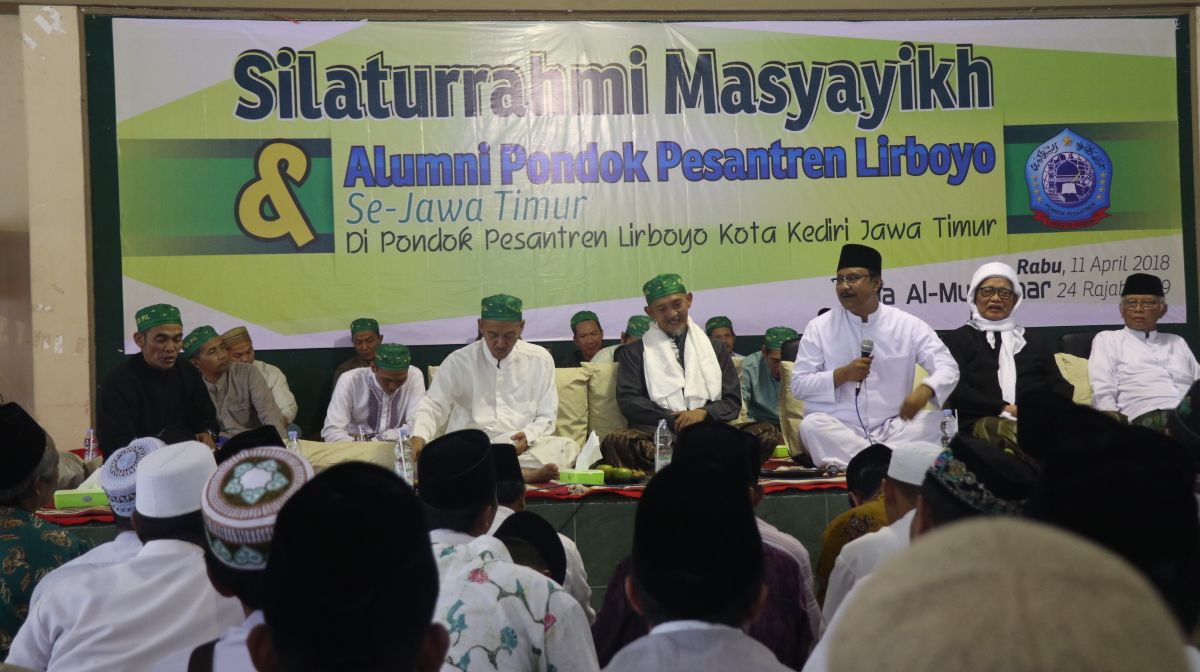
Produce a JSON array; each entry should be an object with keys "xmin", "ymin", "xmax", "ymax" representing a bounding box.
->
[
  {"xmin": 977, "ymin": 287, "xmax": 1015, "ymax": 300},
  {"xmin": 1122, "ymin": 299, "xmax": 1162, "ymax": 309},
  {"xmin": 831, "ymin": 274, "xmax": 872, "ymax": 286}
]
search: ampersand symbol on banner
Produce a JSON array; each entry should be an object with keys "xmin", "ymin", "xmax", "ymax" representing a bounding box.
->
[{"xmin": 235, "ymin": 141, "xmax": 316, "ymax": 248}]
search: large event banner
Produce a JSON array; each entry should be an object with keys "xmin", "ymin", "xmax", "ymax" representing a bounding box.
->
[{"xmin": 113, "ymin": 18, "xmax": 1187, "ymax": 348}]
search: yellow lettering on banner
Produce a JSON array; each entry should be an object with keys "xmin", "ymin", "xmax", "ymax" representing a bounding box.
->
[{"xmin": 235, "ymin": 141, "xmax": 316, "ymax": 248}]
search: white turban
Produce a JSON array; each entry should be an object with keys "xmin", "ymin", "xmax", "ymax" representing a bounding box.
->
[{"xmin": 966, "ymin": 262, "xmax": 1026, "ymax": 409}]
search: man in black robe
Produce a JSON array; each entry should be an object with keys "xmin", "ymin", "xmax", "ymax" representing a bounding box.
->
[
  {"xmin": 97, "ymin": 304, "xmax": 218, "ymax": 456},
  {"xmin": 942, "ymin": 262, "xmax": 1072, "ymax": 451}
]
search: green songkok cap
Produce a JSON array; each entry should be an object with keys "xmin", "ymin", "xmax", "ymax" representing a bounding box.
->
[
  {"xmin": 570, "ymin": 310, "xmax": 600, "ymax": 332},
  {"xmin": 705, "ymin": 316, "xmax": 733, "ymax": 334},
  {"xmin": 374, "ymin": 343, "xmax": 412, "ymax": 371},
  {"xmin": 350, "ymin": 318, "xmax": 380, "ymax": 336},
  {"xmin": 764, "ymin": 326, "xmax": 799, "ymax": 351},
  {"xmin": 625, "ymin": 315, "xmax": 652, "ymax": 338},
  {"xmin": 481, "ymin": 294, "xmax": 523, "ymax": 321},
  {"xmin": 135, "ymin": 304, "xmax": 182, "ymax": 332},
  {"xmin": 183, "ymin": 325, "xmax": 220, "ymax": 358},
  {"xmin": 642, "ymin": 274, "xmax": 687, "ymax": 305}
]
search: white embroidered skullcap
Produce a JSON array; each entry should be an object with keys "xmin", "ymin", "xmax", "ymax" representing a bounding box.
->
[
  {"xmin": 100, "ymin": 437, "xmax": 166, "ymax": 517},
  {"xmin": 134, "ymin": 441, "xmax": 217, "ymax": 518},
  {"xmin": 886, "ymin": 441, "xmax": 944, "ymax": 486},
  {"xmin": 202, "ymin": 447, "xmax": 314, "ymax": 571},
  {"xmin": 829, "ymin": 518, "xmax": 1189, "ymax": 672}
]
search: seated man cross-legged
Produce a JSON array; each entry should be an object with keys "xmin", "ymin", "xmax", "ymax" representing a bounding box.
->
[
  {"xmin": 411, "ymin": 294, "xmax": 577, "ymax": 483},
  {"xmin": 1089, "ymin": 272, "xmax": 1200, "ymax": 430},
  {"xmin": 791, "ymin": 244, "xmax": 959, "ymax": 467},
  {"xmin": 612, "ymin": 274, "xmax": 741, "ymax": 467}
]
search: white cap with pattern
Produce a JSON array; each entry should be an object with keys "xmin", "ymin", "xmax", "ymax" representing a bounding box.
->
[
  {"xmin": 100, "ymin": 437, "xmax": 167, "ymax": 517},
  {"xmin": 202, "ymin": 447, "xmax": 314, "ymax": 571}
]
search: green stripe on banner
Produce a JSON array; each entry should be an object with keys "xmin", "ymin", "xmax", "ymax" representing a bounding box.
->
[
  {"xmin": 119, "ymin": 140, "xmax": 334, "ymax": 255},
  {"xmin": 1004, "ymin": 122, "xmax": 1180, "ymax": 234}
]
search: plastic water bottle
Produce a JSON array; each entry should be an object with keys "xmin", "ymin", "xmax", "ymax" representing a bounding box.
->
[
  {"xmin": 940, "ymin": 409, "xmax": 959, "ymax": 448},
  {"xmin": 654, "ymin": 419, "xmax": 673, "ymax": 473},
  {"xmin": 286, "ymin": 430, "xmax": 301, "ymax": 455},
  {"xmin": 394, "ymin": 428, "xmax": 416, "ymax": 484},
  {"xmin": 83, "ymin": 429, "xmax": 98, "ymax": 462}
]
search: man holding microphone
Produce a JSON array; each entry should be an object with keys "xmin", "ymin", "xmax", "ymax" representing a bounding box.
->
[{"xmin": 790, "ymin": 244, "xmax": 960, "ymax": 467}]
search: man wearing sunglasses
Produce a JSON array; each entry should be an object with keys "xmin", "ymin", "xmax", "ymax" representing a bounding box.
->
[{"xmin": 1089, "ymin": 272, "xmax": 1200, "ymax": 430}]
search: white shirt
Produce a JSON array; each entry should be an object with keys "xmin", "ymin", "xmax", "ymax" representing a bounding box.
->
[
  {"xmin": 149, "ymin": 610, "xmax": 262, "ymax": 672},
  {"xmin": 791, "ymin": 305, "xmax": 959, "ymax": 430},
  {"xmin": 821, "ymin": 509, "xmax": 915, "ymax": 632},
  {"xmin": 253, "ymin": 360, "xmax": 298, "ymax": 424},
  {"xmin": 605, "ymin": 621, "xmax": 791, "ymax": 672},
  {"xmin": 322, "ymin": 365, "xmax": 426, "ymax": 442},
  {"xmin": 413, "ymin": 340, "xmax": 558, "ymax": 444},
  {"xmin": 756, "ymin": 517, "xmax": 820, "ymax": 644},
  {"xmin": 430, "ymin": 529, "xmax": 599, "ymax": 672},
  {"xmin": 803, "ymin": 578, "xmax": 877, "ymax": 672},
  {"xmin": 489, "ymin": 505, "xmax": 595, "ymax": 624},
  {"xmin": 1089, "ymin": 328, "xmax": 1200, "ymax": 421},
  {"xmin": 28, "ymin": 530, "xmax": 143, "ymax": 609},
  {"xmin": 8, "ymin": 539, "xmax": 244, "ymax": 672}
]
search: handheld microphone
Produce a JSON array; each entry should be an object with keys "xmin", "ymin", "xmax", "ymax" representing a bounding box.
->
[{"xmin": 855, "ymin": 339, "xmax": 874, "ymax": 396}]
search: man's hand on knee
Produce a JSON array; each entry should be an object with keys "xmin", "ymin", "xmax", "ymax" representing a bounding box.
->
[{"xmin": 899, "ymin": 386, "xmax": 934, "ymax": 420}]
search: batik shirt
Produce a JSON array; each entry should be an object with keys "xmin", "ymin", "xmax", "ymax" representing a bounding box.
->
[
  {"xmin": 0, "ymin": 507, "xmax": 89, "ymax": 657},
  {"xmin": 431, "ymin": 530, "xmax": 598, "ymax": 672}
]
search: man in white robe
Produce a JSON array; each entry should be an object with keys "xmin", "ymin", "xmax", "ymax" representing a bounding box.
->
[
  {"xmin": 411, "ymin": 294, "xmax": 576, "ymax": 483},
  {"xmin": 1089, "ymin": 272, "xmax": 1200, "ymax": 430},
  {"xmin": 322, "ymin": 343, "xmax": 425, "ymax": 442},
  {"xmin": 604, "ymin": 462, "xmax": 790, "ymax": 672},
  {"xmin": 820, "ymin": 441, "xmax": 942, "ymax": 629},
  {"xmin": 9, "ymin": 442, "xmax": 244, "ymax": 671},
  {"xmin": 221, "ymin": 327, "xmax": 298, "ymax": 426},
  {"xmin": 28, "ymin": 438, "xmax": 164, "ymax": 609},
  {"xmin": 791, "ymin": 244, "xmax": 959, "ymax": 467},
  {"xmin": 419, "ymin": 430, "xmax": 598, "ymax": 672}
]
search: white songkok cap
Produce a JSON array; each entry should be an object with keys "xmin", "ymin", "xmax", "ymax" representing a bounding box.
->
[
  {"xmin": 135, "ymin": 441, "xmax": 217, "ymax": 518},
  {"xmin": 830, "ymin": 519, "xmax": 1189, "ymax": 672},
  {"xmin": 886, "ymin": 441, "xmax": 944, "ymax": 486},
  {"xmin": 100, "ymin": 437, "xmax": 166, "ymax": 517}
]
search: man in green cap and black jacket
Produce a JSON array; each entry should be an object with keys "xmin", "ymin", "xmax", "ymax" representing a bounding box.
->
[
  {"xmin": 98, "ymin": 304, "xmax": 219, "ymax": 455},
  {"xmin": 616, "ymin": 274, "xmax": 742, "ymax": 436}
]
